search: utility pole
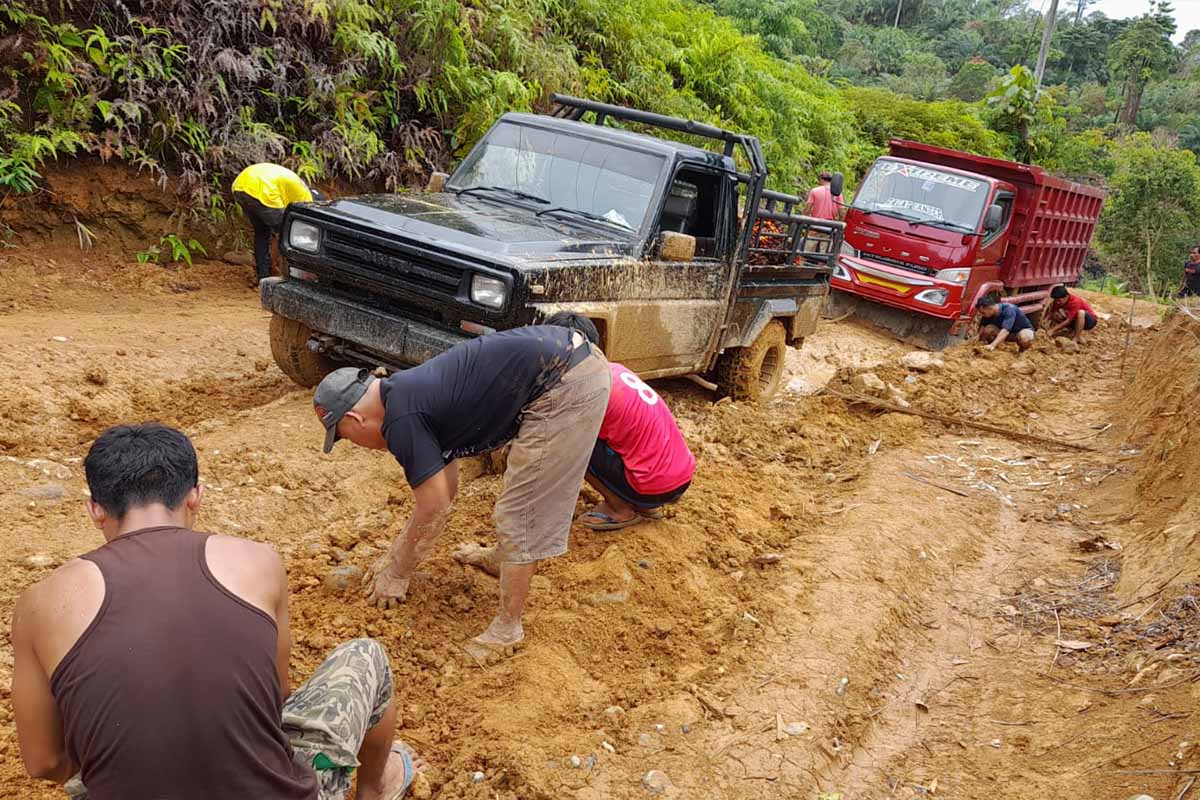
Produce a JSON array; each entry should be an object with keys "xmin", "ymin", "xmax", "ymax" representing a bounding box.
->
[{"xmin": 1034, "ymin": 0, "xmax": 1060, "ymax": 91}]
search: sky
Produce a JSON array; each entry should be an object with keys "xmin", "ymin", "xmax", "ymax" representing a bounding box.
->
[{"xmin": 1086, "ymin": 0, "xmax": 1200, "ymax": 40}]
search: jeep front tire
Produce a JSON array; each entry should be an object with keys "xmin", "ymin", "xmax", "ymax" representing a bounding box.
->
[{"xmin": 269, "ymin": 315, "xmax": 335, "ymax": 387}]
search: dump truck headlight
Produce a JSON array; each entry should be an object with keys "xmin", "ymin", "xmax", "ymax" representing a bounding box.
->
[
  {"xmin": 832, "ymin": 260, "xmax": 851, "ymax": 281},
  {"xmin": 289, "ymin": 220, "xmax": 321, "ymax": 253},
  {"xmin": 839, "ymin": 240, "xmax": 859, "ymax": 258},
  {"xmin": 915, "ymin": 288, "xmax": 949, "ymax": 306},
  {"xmin": 934, "ymin": 267, "xmax": 971, "ymax": 284},
  {"xmin": 470, "ymin": 274, "xmax": 507, "ymax": 309}
]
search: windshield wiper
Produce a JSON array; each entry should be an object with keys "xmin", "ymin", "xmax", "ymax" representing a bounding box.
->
[
  {"xmin": 535, "ymin": 206, "xmax": 633, "ymax": 231},
  {"xmin": 856, "ymin": 206, "xmax": 920, "ymax": 223},
  {"xmin": 908, "ymin": 218, "xmax": 979, "ymax": 235},
  {"xmin": 453, "ymin": 185, "xmax": 549, "ymax": 204}
]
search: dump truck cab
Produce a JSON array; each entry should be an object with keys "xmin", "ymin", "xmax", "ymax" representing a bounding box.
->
[
  {"xmin": 263, "ymin": 96, "xmax": 843, "ymax": 400},
  {"xmin": 830, "ymin": 140, "xmax": 1104, "ymax": 350},
  {"xmin": 835, "ymin": 157, "xmax": 1017, "ymax": 321}
]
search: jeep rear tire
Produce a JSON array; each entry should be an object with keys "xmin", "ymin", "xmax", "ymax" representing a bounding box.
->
[
  {"xmin": 270, "ymin": 315, "xmax": 335, "ymax": 388},
  {"xmin": 715, "ymin": 319, "xmax": 787, "ymax": 402}
]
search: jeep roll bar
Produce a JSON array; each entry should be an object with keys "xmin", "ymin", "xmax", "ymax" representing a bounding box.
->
[{"xmin": 549, "ymin": 93, "xmax": 768, "ymax": 265}]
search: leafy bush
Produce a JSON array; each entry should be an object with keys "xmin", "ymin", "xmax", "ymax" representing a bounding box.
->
[
  {"xmin": 0, "ymin": 0, "xmax": 872, "ymax": 210},
  {"xmin": 1095, "ymin": 132, "xmax": 1200, "ymax": 298},
  {"xmin": 839, "ymin": 86, "xmax": 1006, "ymax": 175}
]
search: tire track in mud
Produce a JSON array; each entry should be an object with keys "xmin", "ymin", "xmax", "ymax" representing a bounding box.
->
[{"xmin": 0, "ymin": 304, "xmax": 295, "ymax": 457}]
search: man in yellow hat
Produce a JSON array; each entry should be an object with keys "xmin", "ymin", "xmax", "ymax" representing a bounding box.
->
[{"xmin": 231, "ymin": 164, "xmax": 321, "ymax": 282}]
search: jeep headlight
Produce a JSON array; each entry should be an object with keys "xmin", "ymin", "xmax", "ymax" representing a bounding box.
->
[
  {"xmin": 289, "ymin": 220, "xmax": 321, "ymax": 253},
  {"xmin": 470, "ymin": 274, "xmax": 507, "ymax": 309}
]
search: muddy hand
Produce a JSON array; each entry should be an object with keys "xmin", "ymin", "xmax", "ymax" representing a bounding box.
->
[{"xmin": 363, "ymin": 554, "xmax": 410, "ymax": 609}]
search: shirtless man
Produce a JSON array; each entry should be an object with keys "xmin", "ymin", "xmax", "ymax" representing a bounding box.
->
[
  {"xmin": 12, "ymin": 423, "xmax": 423, "ymax": 799},
  {"xmin": 314, "ymin": 325, "xmax": 609, "ymax": 660}
]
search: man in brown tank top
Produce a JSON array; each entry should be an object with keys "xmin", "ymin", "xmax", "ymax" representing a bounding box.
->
[{"xmin": 11, "ymin": 423, "xmax": 426, "ymax": 799}]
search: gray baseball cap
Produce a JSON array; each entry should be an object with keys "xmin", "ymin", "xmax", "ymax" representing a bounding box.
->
[{"xmin": 313, "ymin": 367, "xmax": 376, "ymax": 453}]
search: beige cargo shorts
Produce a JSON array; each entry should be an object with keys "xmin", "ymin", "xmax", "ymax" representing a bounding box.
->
[{"xmin": 493, "ymin": 342, "xmax": 611, "ymax": 563}]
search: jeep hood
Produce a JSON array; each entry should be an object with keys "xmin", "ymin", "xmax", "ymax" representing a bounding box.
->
[{"xmin": 305, "ymin": 193, "xmax": 641, "ymax": 260}]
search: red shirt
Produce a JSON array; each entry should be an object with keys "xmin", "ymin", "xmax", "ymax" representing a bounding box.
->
[
  {"xmin": 599, "ymin": 363, "xmax": 696, "ymax": 494},
  {"xmin": 1057, "ymin": 293, "xmax": 1094, "ymax": 318},
  {"xmin": 807, "ymin": 184, "xmax": 839, "ymax": 220}
]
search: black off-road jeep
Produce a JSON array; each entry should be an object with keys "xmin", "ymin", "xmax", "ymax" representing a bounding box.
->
[{"xmin": 261, "ymin": 95, "xmax": 843, "ymax": 401}]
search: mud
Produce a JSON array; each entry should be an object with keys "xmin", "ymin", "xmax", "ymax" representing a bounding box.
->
[{"xmin": 1, "ymin": 240, "xmax": 1197, "ymax": 800}]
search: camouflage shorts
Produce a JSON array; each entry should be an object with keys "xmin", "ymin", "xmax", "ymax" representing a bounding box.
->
[{"xmin": 65, "ymin": 638, "xmax": 392, "ymax": 800}]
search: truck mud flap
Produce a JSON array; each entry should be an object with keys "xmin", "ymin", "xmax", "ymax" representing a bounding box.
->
[
  {"xmin": 825, "ymin": 290, "xmax": 968, "ymax": 352},
  {"xmin": 260, "ymin": 278, "xmax": 468, "ymax": 367}
]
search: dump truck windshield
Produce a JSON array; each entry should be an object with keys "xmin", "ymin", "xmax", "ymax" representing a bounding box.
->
[
  {"xmin": 449, "ymin": 121, "xmax": 664, "ymax": 232},
  {"xmin": 851, "ymin": 159, "xmax": 989, "ymax": 233}
]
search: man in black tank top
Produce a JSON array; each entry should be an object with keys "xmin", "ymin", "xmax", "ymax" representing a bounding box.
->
[{"xmin": 11, "ymin": 424, "xmax": 427, "ymax": 799}]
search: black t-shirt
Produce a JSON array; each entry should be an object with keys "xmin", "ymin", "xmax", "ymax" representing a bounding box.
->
[
  {"xmin": 380, "ymin": 326, "xmax": 575, "ymax": 486},
  {"xmin": 1184, "ymin": 259, "xmax": 1200, "ymax": 289}
]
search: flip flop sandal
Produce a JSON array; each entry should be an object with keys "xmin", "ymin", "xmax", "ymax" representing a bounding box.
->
[
  {"xmin": 638, "ymin": 508, "xmax": 664, "ymax": 520},
  {"xmin": 388, "ymin": 741, "xmax": 421, "ymax": 800},
  {"xmin": 581, "ymin": 510, "xmax": 645, "ymax": 531}
]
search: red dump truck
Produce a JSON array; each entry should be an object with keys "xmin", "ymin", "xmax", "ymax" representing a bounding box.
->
[{"xmin": 830, "ymin": 139, "xmax": 1106, "ymax": 349}]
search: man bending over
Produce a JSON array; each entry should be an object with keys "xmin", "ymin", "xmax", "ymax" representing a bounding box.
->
[
  {"xmin": 313, "ymin": 324, "xmax": 610, "ymax": 660},
  {"xmin": 12, "ymin": 423, "xmax": 423, "ymax": 799},
  {"xmin": 543, "ymin": 312, "xmax": 695, "ymax": 531}
]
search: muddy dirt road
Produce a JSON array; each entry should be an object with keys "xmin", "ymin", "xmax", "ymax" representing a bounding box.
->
[{"xmin": 2, "ymin": 248, "xmax": 1198, "ymax": 799}]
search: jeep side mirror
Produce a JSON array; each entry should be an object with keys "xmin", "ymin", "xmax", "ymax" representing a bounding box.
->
[
  {"xmin": 658, "ymin": 231, "xmax": 696, "ymax": 263},
  {"xmin": 984, "ymin": 203, "xmax": 1003, "ymax": 231},
  {"xmin": 830, "ymin": 172, "xmax": 845, "ymax": 197},
  {"xmin": 425, "ymin": 172, "xmax": 449, "ymax": 193}
]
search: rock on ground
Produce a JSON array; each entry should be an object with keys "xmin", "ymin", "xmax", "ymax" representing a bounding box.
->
[
  {"xmin": 322, "ymin": 565, "xmax": 364, "ymax": 592},
  {"xmin": 901, "ymin": 351, "xmax": 945, "ymax": 371},
  {"xmin": 851, "ymin": 372, "xmax": 887, "ymax": 397},
  {"xmin": 642, "ymin": 769, "xmax": 672, "ymax": 795}
]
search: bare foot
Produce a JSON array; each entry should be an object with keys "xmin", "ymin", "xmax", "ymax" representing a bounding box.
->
[
  {"xmin": 357, "ymin": 741, "xmax": 429, "ymax": 800},
  {"xmin": 459, "ymin": 617, "xmax": 524, "ymax": 666},
  {"xmin": 452, "ymin": 541, "xmax": 501, "ymax": 578},
  {"xmin": 460, "ymin": 636, "xmax": 522, "ymax": 666}
]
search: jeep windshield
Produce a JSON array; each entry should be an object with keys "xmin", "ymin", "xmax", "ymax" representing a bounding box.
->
[
  {"xmin": 447, "ymin": 121, "xmax": 664, "ymax": 234},
  {"xmin": 851, "ymin": 159, "xmax": 988, "ymax": 232}
]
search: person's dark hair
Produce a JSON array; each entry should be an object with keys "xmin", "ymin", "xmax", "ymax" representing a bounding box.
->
[
  {"xmin": 818, "ymin": 171, "xmax": 833, "ymax": 182},
  {"xmin": 84, "ymin": 424, "xmax": 199, "ymax": 519},
  {"xmin": 543, "ymin": 311, "xmax": 600, "ymax": 345},
  {"xmin": 1050, "ymin": 285, "xmax": 1068, "ymax": 299},
  {"xmin": 978, "ymin": 294, "xmax": 999, "ymax": 308}
]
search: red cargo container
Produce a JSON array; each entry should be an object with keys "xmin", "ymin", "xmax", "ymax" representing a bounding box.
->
[{"xmin": 831, "ymin": 139, "xmax": 1106, "ymax": 348}]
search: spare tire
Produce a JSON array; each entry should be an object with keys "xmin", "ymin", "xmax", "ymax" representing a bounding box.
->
[{"xmin": 715, "ymin": 320, "xmax": 787, "ymax": 402}]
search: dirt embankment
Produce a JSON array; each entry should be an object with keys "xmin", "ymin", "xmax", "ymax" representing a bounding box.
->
[{"xmin": 1104, "ymin": 309, "xmax": 1200, "ymax": 604}]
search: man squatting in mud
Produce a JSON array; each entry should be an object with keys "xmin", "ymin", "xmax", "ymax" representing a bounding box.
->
[
  {"xmin": 314, "ymin": 324, "xmax": 610, "ymax": 661},
  {"xmin": 977, "ymin": 294, "xmax": 1036, "ymax": 353}
]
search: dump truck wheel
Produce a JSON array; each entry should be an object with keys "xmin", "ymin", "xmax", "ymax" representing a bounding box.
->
[
  {"xmin": 716, "ymin": 320, "xmax": 787, "ymax": 402},
  {"xmin": 270, "ymin": 315, "xmax": 335, "ymax": 388}
]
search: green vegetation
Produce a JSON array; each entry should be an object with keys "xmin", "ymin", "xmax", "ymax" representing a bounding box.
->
[
  {"xmin": 137, "ymin": 234, "xmax": 207, "ymax": 266},
  {"xmin": 1095, "ymin": 133, "xmax": 1200, "ymax": 300},
  {"xmin": 0, "ymin": 0, "xmax": 1197, "ymax": 291}
]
